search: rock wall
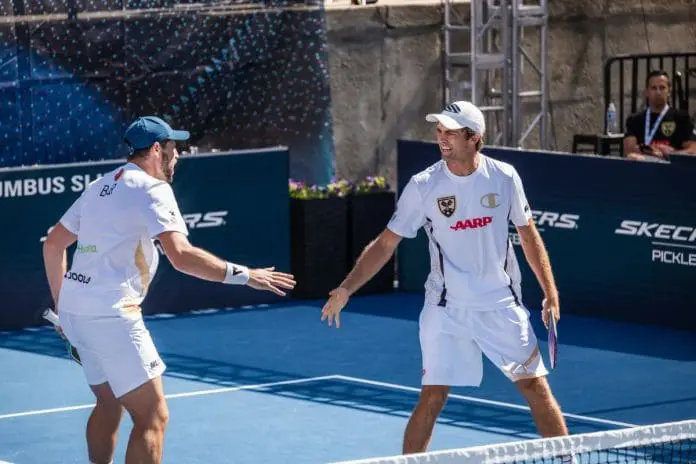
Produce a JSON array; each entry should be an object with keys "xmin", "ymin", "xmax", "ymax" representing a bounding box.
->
[{"xmin": 325, "ymin": 0, "xmax": 696, "ymax": 185}]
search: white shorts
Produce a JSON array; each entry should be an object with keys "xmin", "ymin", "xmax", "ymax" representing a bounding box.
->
[
  {"xmin": 59, "ymin": 312, "xmax": 166, "ymax": 398},
  {"xmin": 419, "ymin": 303, "xmax": 547, "ymax": 386}
]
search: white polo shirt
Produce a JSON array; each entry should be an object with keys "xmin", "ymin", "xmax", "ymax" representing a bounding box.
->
[
  {"xmin": 387, "ymin": 155, "xmax": 533, "ymax": 311},
  {"xmin": 57, "ymin": 163, "xmax": 188, "ymax": 317}
]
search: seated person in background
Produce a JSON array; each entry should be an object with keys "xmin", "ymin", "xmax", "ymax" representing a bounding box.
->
[{"xmin": 623, "ymin": 70, "xmax": 696, "ymax": 161}]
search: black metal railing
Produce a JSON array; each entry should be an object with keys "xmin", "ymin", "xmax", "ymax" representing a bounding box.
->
[{"xmin": 603, "ymin": 52, "xmax": 696, "ymax": 133}]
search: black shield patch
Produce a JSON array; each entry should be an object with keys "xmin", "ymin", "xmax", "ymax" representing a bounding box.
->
[{"xmin": 437, "ymin": 195, "xmax": 456, "ymax": 218}]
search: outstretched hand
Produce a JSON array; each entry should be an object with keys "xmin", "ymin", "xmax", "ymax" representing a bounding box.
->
[
  {"xmin": 321, "ymin": 287, "xmax": 350, "ymax": 328},
  {"xmin": 247, "ymin": 267, "xmax": 296, "ymax": 296}
]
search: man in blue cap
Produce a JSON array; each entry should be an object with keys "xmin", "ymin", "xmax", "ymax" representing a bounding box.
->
[
  {"xmin": 123, "ymin": 115, "xmax": 191, "ymax": 183},
  {"xmin": 42, "ymin": 116, "xmax": 296, "ymax": 464}
]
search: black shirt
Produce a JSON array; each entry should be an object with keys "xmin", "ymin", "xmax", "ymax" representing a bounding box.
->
[{"xmin": 625, "ymin": 107, "xmax": 696, "ymax": 150}]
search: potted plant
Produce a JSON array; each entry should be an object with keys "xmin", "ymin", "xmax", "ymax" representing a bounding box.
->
[
  {"xmin": 289, "ymin": 179, "xmax": 351, "ymax": 300},
  {"xmin": 347, "ymin": 176, "xmax": 396, "ymax": 295}
]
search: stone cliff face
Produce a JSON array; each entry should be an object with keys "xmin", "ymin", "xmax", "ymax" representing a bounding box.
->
[{"xmin": 325, "ymin": 0, "xmax": 696, "ymax": 185}]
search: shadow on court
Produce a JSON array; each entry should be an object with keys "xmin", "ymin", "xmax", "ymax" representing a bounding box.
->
[
  {"xmin": 2, "ymin": 293, "xmax": 696, "ymax": 431},
  {"xmin": 0, "ymin": 325, "xmax": 631, "ymax": 438},
  {"xmin": 4, "ymin": 292, "xmax": 695, "ymax": 364},
  {"xmin": 329, "ymin": 293, "xmax": 696, "ymax": 362},
  {"xmin": 0, "ymin": 326, "xmax": 69, "ymax": 360},
  {"xmin": 260, "ymin": 378, "xmax": 614, "ymax": 438}
]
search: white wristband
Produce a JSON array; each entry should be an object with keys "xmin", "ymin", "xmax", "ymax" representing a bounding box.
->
[{"xmin": 223, "ymin": 262, "xmax": 250, "ymax": 285}]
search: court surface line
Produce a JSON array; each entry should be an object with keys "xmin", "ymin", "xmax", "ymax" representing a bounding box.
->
[
  {"xmin": 334, "ymin": 374, "xmax": 638, "ymax": 428},
  {"xmin": 0, "ymin": 373, "xmax": 638, "ymax": 428},
  {"xmin": 0, "ymin": 375, "xmax": 339, "ymax": 421}
]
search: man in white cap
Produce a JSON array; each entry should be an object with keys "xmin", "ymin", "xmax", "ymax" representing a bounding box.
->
[
  {"xmin": 320, "ymin": 101, "xmax": 569, "ymax": 453},
  {"xmin": 42, "ymin": 116, "xmax": 295, "ymax": 464}
]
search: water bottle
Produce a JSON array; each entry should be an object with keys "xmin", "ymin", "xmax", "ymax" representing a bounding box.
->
[{"xmin": 606, "ymin": 102, "xmax": 619, "ymax": 134}]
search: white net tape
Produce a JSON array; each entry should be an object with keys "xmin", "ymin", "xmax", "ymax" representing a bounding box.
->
[{"xmin": 330, "ymin": 420, "xmax": 696, "ymax": 464}]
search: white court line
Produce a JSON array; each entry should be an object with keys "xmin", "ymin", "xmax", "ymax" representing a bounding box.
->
[
  {"xmin": 0, "ymin": 373, "xmax": 638, "ymax": 429},
  {"xmin": 0, "ymin": 375, "xmax": 338, "ymax": 421},
  {"xmin": 164, "ymin": 375, "xmax": 337, "ymax": 400},
  {"xmin": 334, "ymin": 375, "xmax": 638, "ymax": 428}
]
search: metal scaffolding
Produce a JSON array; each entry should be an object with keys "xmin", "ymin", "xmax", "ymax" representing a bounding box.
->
[{"xmin": 443, "ymin": 0, "xmax": 549, "ymax": 149}]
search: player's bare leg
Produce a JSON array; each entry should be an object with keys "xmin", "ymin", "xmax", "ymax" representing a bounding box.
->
[
  {"xmin": 119, "ymin": 377, "xmax": 169, "ymax": 464},
  {"xmin": 88, "ymin": 382, "xmax": 124, "ymax": 464},
  {"xmin": 516, "ymin": 376, "xmax": 568, "ymax": 437},
  {"xmin": 402, "ymin": 385, "xmax": 450, "ymax": 453}
]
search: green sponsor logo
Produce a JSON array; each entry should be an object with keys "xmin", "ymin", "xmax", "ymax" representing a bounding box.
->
[{"xmin": 76, "ymin": 244, "xmax": 97, "ymax": 253}]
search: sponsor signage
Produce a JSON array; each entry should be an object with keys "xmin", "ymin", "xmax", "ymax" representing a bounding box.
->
[
  {"xmin": 396, "ymin": 140, "xmax": 696, "ymax": 330},
  {"xmin": 0, "ymin": 149, "xmax": 291, "ymax": 329}
]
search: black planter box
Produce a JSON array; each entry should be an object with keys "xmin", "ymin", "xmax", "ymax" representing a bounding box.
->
[
  {"xmin": 290, "ymin": 196, "xmax": 348, "ymax": 300},
  {"xmin": 347, "ymin": 191, "xmax": 396, "ymax": 295}
]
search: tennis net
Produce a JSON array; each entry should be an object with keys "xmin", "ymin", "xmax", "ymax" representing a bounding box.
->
[{"xmin": 331, "ymin": 420, "xmax": 696, "ymax": 464}]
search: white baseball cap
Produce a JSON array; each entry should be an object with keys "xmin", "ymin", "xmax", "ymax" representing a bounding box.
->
[{"xmin": 426, "ymin": 101, "xmax": 486, "ymax": 135}]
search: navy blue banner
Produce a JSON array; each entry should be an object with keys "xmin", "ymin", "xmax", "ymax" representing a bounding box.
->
[
  {"xmin": 396, "ymin": 140, "xmax": 696, "ymax": 330},
  {"xmin": 0, "ymin": 148, "xmax": 291, "ymax": 330}
]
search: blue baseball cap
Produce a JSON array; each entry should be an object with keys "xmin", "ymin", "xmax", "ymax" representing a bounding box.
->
[{"xmin": 123, "ymin": 116, "xmax": 190, "ymax": 150}]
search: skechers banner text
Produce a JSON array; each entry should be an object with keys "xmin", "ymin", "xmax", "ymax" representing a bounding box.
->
[{"xmin": 615, "ymin": 220, "xmax": 696, "ymax": 242}]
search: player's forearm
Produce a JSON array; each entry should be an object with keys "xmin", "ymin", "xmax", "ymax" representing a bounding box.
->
[
  {"xmin": 340, "ymin": 238, "xmax": 395, "ymax": 295},
  {"xmin": 624, "ymin": 138, "xmax": 640, "ymax": 157},
  {"xmin": 678, "ymin": 143, "xmax": 696, "ymax": 154},
  {"xmin": 171, "ymin": 245, "xmax": 228, "ymax": 283},
  {"xmin": 42, "ymin": 242, "xmax": 67, "ymax": 307},
  {"xmin": 519, "ymin": 228, "xmax": 558, "ymax": 302}
]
